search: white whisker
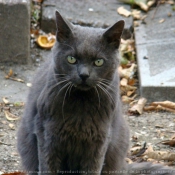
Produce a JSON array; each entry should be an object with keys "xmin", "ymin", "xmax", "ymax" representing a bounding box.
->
[
  {"xmin": 96, "ymin": 84, "xmax": 115, "ymax": 105},
  {"xmin": 62, "ymin": 82, "xmax": 72, "ymax": 122},
  {"xmin": 94, "ymin": 87, "xmax": 101, "ymax": 109}
]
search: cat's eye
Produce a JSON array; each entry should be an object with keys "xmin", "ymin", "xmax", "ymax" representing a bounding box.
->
[
  {"xmin": 67, "ymin": 56, "xmax": 77, "ymax": 64},
  {"xmin": 94, "ymin": 59, "xmax": 104, "ymax": 67}
]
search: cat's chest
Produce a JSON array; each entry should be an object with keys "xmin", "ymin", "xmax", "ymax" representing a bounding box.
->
[{"xmin": 59, "ymin": 115, "xmax": 108, "ymax": 142}]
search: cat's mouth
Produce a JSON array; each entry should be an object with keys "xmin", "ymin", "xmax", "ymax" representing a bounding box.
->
[{"xmin": 74, "ymin": 82, "xmax": 92, "ymax": 91}]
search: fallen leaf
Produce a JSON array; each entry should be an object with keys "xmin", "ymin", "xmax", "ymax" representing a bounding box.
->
[
  {"xmin": 155, "ymin": 125, "xmax": 164, "ymax": 129},
  {"xmin": 130, "ymin": 146, "xmax": 142, "ymax": 155},
  {"xmin": 131, "ymin": 9, "xmax": 141, "ymax": 19},
  {"xmin": 118, "ymin": 0, "xmax": 149, "ymax": 11},
  {"xmin": 5, "ymin": 69, "xmax": 13, "ymax": 79},
  {"xmin": 2, "ymin": 97, "xmax": 9, "ymax": 104},
  {"xmin": 1, "ymin": 172, "xmax": 26, "ymax": 175},
  {"xmin": 9, "ymin": 123, "xmax": 15, "ymax": 130},
  {"xmin": 134, "ymin": 21, "xmax": 139, "ymax": 27},
  {"xmin": 122, "ymin": 95, "xmax": 136, "ymax": 103},
  {"xmin": 167, "ymin": 0, "xmax": 175, "ymax": 5},
  {"xmin": 160, "ymin": 140, "xmax": 175, "ymax": 147},
  {"xmin": 117, "ymin": 6, "xmax": 131, "ymax": 17},
  {"xmin": 146, "ymin": 150, "xmax": 175, "ymax": 161},
  {"xmin": 5, "ymin": 77, "xmax": 25, "ymax": 83},
  {"xmin": 118, "ymin": 64, "xmax": 137, "ymax": 79},
  {"xmin": 120, "ymin": 78, "xmax": 128, "ymax": 86},
  {"xmin": 147, "ymin": 0, "xmax": 155, "ymax": 7},
  {"xmin": 37, "ymin": 33, "xmax": 56, "ymax": 49},
  {"xmin": 120, "ymin": 85, "xmax": 137, "ymax": 95},
  {"xmin": 151, "ymin": 101, "xmax": 175, "ymax": 110},
  {"xmin": 129, "ymin": 97, "xmax": 147, "ymax": 114},
  {"xmin": 125, "ymin": 157, "xmax": 133, "ymax": 164},
  {"xmin": 13, "ymin": 102, "xmax": 24, "ymax": 107},
  {"xmin": 4, "ymin": 110, "xmax": 20, "ymax": 121},
  {"xmin": 159, "ymin": 19, "xmax": 165, "ymax": 23},
  {"xmin": 127, "ymin": 89, "xmax": 136, "ymax": 97},
  {"xmin": 143, "ymin": 106, "xmax": 156, "ymax": 112},
  {"xmin": 131, "ymin": 135, "xmax": 138, "ymax": 142}
]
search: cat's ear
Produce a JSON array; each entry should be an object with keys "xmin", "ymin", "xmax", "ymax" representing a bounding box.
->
[
  {"xmin": 55, "ymin": 11, "xmax": 73, "ymax": 42},
  {"xmin": 103, "ymin": 20, "xmax": 125, "ymax": 48}
]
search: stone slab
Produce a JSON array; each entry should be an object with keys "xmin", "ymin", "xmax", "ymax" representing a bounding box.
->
[
  {"xmin": 41, "ymin": 0, "xmax": 133, "ymax": 38},
  {"xmin": 0, "ymin": 0, "xmax": 30, "ymax": 63},
  {"xmin": 135, "ymin": 4, "xmax": 175, "ymax": 101}
]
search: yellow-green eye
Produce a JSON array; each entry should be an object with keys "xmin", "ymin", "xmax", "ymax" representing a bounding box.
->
[
  {"xmin": 67, "ymin": 56, "xmax": 77, "ymax": 64},
  {"xmin": 94, "ymin": 59, "xmax": 104, "ymax": 67}
]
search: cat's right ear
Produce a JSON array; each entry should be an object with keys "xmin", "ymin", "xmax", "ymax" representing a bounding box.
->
[{"xmin": 55, "ymin": 11, "xmax": 73, "ymax": 42}]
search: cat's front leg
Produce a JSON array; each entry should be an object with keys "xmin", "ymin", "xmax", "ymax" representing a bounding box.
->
[
  {"xmin": 43, "ymin": 126, "xmax": 62, "ymax": 175},
  {"xmin": 80, "ymin": 144, "xmax": 108, "ymax": 175},
  {"xmin": 35, "ymin": 114, "xmax": 58, "ymax": 175}
]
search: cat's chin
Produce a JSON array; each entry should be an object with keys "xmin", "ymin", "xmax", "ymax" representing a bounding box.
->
[{"xmin": 74, "ymin": 84, "xmax": 92, "ymax": 91}]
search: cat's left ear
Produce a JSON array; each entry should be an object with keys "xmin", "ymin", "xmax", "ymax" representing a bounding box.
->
[{"xmin": 103, "ymin": 20, "xmax": 125, "ymax": 48}]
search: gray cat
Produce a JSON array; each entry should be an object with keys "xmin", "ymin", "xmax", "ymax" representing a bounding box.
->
[{"xmin": 17, "ymin": 11, "xmax": 174, "ymax": 175}]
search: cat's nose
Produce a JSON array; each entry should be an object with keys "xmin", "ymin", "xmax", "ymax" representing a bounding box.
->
[
  {"xmin": 79, "ymin": 73, "xmax": 89, "ymax": 81},
  {"xmin": 79, "ymin": 67, "xmax": 90, "ymax": 81}
]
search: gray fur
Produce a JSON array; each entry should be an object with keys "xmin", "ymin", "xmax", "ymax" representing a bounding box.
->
[{"xmin": 17, "ymin": 11, "xmax": 175, "ymax": 175}]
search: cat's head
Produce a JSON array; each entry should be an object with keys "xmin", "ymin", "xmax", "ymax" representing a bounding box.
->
[{"xmin": 52, "ymin": 11, "xmax": 124, "ymax": 91}]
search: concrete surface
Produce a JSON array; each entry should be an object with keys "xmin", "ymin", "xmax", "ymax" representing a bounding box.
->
[
  {"xmin": 0, "ymin": 0, "xmax": 30, "ymax": 63},
  {"xmin": 135, "ymin": 4, "xmax": 175, "ymax": 102},
  {"xmin": 0, "ymin": 50, "xmax": 51, "ymax": 103},
  {"xmin": 41, "ymin": 0, "xmax": 133, "ymax": 39}
]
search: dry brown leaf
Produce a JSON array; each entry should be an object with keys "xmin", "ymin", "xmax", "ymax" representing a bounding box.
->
[
  {"xmin": 129, "ymin": 97, "xmax": 147, "ymax": 114},
  {"xmin": 125, "ymin": 157, "xmax": 133, "ymax": 164},
  {"xmin": 128, "ymin": 79, "xmax": 137, "ymax": 86},
  {"xmin": 2, "ymin": 97, "xmax": 9, "ymax": 104},
  {"xmin": 120, "ymin": 85, "xmax": 137, "ymax": 95},
  {"xmin": 131, "ymin": 135, "xmax": 138, "ymax": 142},
  {"xmin": 130, "ymin": 146, "xmax": 142, "ymax": 155},
  {"xmin": 4, "ymin": 110, "xmax": 20, "ymax": 121},
  {"xmin": 127, "ymin": 89, "xmax": 136, "ymax": 97},
  {"xmin": 139, "ymin": 2, "xmax": 149, "ymax": 11},
  {"xmin": 131, "ymin": 9, "xmax": 141, "ymax": 19},
  {"xmin": 120, "ymin": 78, "xmax": 128, "ymax": 86},
  {"xmin": 160, "ymin": 140, "xmax": 175, "ymax": 147},
  {"xmin": 118, "ymin": 64, "xmax": 137, "ymax": 79},
  {"xmin": 5, "ymin": 69, "xmax": 13, "ymax": 79},
  {"xmin": 37, "ymin": 33, "xmax": 56, "ymax": 49},
  {"xmin": 118, "ymin": 0, "xmax": 149, "ymax": 11},
  {"xmin": 146, "ymin": 151, "xmax": 175, "ymax": 161},
  {"xmin": 156, "ymin": 105, "xmax": 175, "ymax": 113},
  {"xmin": 122, "ymin": 95, "xmax": 136, "ymax": 103},
  {"xmin": 1, "ymin": 172, "xmax": 26, "ymax": 175},
  {"xmin": 117, "ymin": 6, "xmax": 131, "ymax": 17},
  {"xmin": 5, "ymin": 76, "xmax": 25, "ymax": 83},
  {"xmin": 8, "ymin": 69, "xmax": 13, "ymax": 77},
  {"xmin": 134, "ymin": 21, "xmax": 139, "ymax": 27},
  {"xmin": 147, "ymin": 0, "xmax": 155, "ymax": 7},
  {"xmin": 143, "ymin": 106, "xmax": 157, "ymax": 112},
  {"xmin": 144, "ymin": 145, "xmax": 175, "ymax": 161},
  {"xmin": 151, "ymin": 101, "xmax": 175, "ymax": 110},
  {"xmin": 167, "ymin": 0, "xmax": 175, "ymax": 5},
  {"xmin": 9, "ymin": 123, "xmax": 15, "ymax": 130},
  {"xmin": 159, "ymin": 19, "xmax": 165, "ymax": 23}
]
